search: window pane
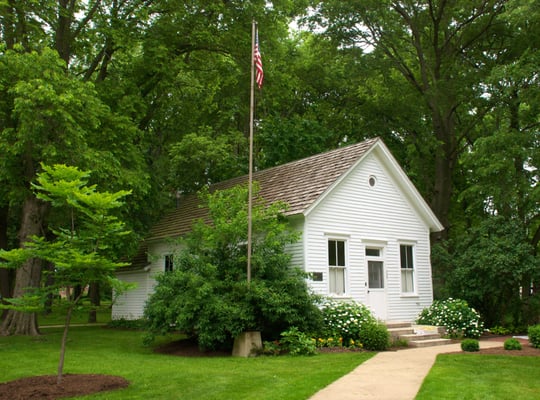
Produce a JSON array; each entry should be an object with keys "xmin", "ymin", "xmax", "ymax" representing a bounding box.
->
[
  {"xmin": 337, "ymin": 241, "xmax": 345, "ymax": 266},
  {"xmin": 329, "ymin": 240, "xmax": 346, "ymax": 266},
  {"xmin": 400, "ymin": 245, "xmax": 414, "ymax": 269},
  {"xmin": 328, "ymin": 241, "xmax": 337, "ymax": 266},
  {"xmin": 368, "ymin": 261, "xmax": 384, "ymax": 288},
  {"xmin": 329, "ymin": 267, "xmax": 345, "ymax": 294},
  {"xmin": 401, "ymin": 269, "xmax": 414, "ymax": 292},
  {"xmin": 366, "ymin": 248, "xmax": 380, "ymax": 257},
  {"xmin": 165, "ymin": 255, "xmax": 174, "ymax": 272}
]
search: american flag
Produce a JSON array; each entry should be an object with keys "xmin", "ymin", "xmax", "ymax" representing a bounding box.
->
[{"xmin": 254, "ymin": 29, "xmax": 263, "ymax": 89}]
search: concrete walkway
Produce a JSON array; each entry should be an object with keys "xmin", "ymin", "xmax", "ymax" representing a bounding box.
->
[{"xmin": 309, "ymin": 340, "xmax": 503, "ymax": 400}]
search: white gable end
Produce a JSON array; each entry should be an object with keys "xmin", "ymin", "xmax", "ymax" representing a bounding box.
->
[{"xmin": 302, "ymin": 151, "xmax": 434, "ymax": 321}]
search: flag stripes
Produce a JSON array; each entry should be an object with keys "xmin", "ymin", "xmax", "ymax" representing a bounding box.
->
[{"xmin": 254, "ymin": 29, "xmax": 264, "ymax": 88}]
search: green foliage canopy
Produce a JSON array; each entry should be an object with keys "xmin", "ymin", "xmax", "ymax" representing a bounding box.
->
[{"xmin": 446, "ymin": 216, "xmax": 539, "ymax": 326}]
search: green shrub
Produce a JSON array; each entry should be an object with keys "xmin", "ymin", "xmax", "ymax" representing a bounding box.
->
[
  {"xmin": 143, "ymin": 185, "xmax": 322, "ymax": 350},
  {"xmin": 503, "ymin": 338, "xmax": 522, "ymax": 350},
  {"xmin": 261, "ymin": 340, "xmax": 282, "ymax": 356},
  {"xmin": 391, "ymin": 337, "xmax": 409, "ymax": 348},
  {"xmin": 528, "ymin": 324, "xmax": 540, "ymax": 348},
  {"xmin": 416, "ymin": 298, "xmax": 484, "ymax": 338},
  {"xmin": 489, "ymin": 325, "xmax": 511, "ymax": 335},
  {"xmin": 359, "ymin": 321, "xmax": 390, "ymax": 351},
  {"xmin": 461, "ymin": 339, "xmax": 479, "ymax": 352},
  {"xmin": 280, "ymin": 327, "xmax": 317, "ymax": 356}
]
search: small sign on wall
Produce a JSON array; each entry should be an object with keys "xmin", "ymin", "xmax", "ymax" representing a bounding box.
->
[{"xmin": 310, "ymin": 272, "xmax": 323, "ymax": 282}]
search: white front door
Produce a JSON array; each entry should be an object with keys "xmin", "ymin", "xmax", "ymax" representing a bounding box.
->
[{"xmin": 366, "ymin": 260, "xmax": 387, "ymax": 320}]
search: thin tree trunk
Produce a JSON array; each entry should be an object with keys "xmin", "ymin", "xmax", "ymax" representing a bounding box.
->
[
  {"xmin": 57, "ymin": 287, "xmax": 86, "ymax": 385},
  {"xmin": 57, "ymin": 287, "xmax": 74, "ymax": 385}
]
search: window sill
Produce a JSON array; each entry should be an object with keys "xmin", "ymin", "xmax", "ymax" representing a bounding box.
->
[{"xmin": 400, "ymin": 293, "xmax": 419, "ymax": 298}]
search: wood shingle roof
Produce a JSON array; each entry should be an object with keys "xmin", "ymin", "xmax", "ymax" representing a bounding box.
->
[{"xmin": 148, "ymin": 137, "xmax": 380, "ymax": 241}]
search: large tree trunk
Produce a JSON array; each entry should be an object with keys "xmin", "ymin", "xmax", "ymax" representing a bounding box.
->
[
  {"xmin": 0, "ymin": 205, "xmax": 11, "ymax": 322},
  {"xmin": 428, "ymin": 105, "xmax": 457, "ymax": 241},
  {"xmin": 0, "ymin": 196, "xmax": 47, "ymax": 336}
]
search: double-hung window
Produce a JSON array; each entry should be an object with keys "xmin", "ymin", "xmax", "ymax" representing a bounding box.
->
[
  {"xmin": 400, "ymin": 245, "xmax": 414, "ymax": 293},
  {"xmin": 328, "ymin": 239, "xmax": 346, "ymax": 295}
]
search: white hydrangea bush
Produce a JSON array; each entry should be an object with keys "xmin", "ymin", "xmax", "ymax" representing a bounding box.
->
[
  {"xmin": 416, "ymin": 298, "xmax": 484, "ymax": 338},
  {"xmin": 320, "ymin": 299, "xmax": 377, "ymax": 341}
]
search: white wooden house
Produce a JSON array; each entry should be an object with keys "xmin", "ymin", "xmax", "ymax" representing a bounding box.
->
[{"xmin": 113, "ymin": 137, "xmax": 444, "ymax": 322}]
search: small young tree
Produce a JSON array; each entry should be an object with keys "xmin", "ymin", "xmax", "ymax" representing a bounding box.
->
[
  {"xmin": 144, "ymin": 184, "xmax": 322, "ymax": 350},
  {"xmin": 0, "ymin": 164, "xmax": 133, "ymax": 384}
]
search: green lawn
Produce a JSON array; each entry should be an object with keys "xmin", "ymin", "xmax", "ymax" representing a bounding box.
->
[
  {"xmin": 416, "ymin": 353, "xmax": 540, "ymax": 400},
  {"xmin": 0, "ymin": 326, "xmax": 374, "ymax": 399}
]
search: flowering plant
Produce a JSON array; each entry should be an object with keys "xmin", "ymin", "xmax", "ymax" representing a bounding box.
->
[
  {"xmin": 314, "ymin": 336, "xmax": 363, "ymax": 349},
  {"xmin": 416, "ymin": 298, "xmax": 484, "ymax": 338},
  {"xmin": 320, "ymin": 299, "xmax": 377, "ymax": 345}
]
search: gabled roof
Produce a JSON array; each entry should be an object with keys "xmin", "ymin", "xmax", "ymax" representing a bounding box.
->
[
  {"xmin": 147, "ymin": 137, "xmax": 443, "ymax": 242},
  {"xmin": 148, "ymin": 137, "xmax": 379, "ymax": 241}
]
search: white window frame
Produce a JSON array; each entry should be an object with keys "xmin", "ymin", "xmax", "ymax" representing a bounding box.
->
[
  {"xmin": 327, "ymin": 238, "xmax": 347, "ymax": 296},
  {"xmin": 400, "ymin": 244, "xmax": 416, "ymax": 294}
]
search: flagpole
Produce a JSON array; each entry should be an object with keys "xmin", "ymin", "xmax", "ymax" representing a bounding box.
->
[{"xmin": 247, "ymin": 20, "xmax": 256, "ymax": 285}]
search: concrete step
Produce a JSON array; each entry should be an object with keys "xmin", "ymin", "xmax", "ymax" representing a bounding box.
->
[
  {"xmin": 385, "ymin": 321, "xmax": 413, "ymax": 329},
  {"xmin": 388, "ymin": 327, "xmax": 415, "ymax": 338},
  {"xmin": 400, "ymin": 333, "xmax": 442, "ymax": 342},
  {"xmin": 385, "ymin": 322, "xmax": 451, "ymax": 348},
  {"xmin": 408, "ymin": 338, "xmax": 453, "ymax": 348},
  {"xmin": 386, "ymin": 321, "xmax": 414, "ymax": 339}
]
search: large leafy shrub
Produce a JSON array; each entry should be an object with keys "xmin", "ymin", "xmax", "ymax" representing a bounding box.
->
[
  {"xmin": 416, "ymin": 298, "xmax": 484, "ymax": 338},
  {"xmin": 320, "ymin": 299, "xmax": 388, "ymax": 351},
  {"xmin": 144, "ymin": 185, "xmax": 322, "ymax": 350}
]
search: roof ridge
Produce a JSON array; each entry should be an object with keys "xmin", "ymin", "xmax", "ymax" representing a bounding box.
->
[
  {"xmin": 214, "ymin": 137, "xmax": 380, "ymax": 188},
  {"xmin": 148, "ymin": 137, "xmax": 380, "ymax": 241}
]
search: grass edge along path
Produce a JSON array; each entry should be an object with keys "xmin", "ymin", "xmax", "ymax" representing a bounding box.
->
[
  {"xmin": 0, "ymin": 326, "xmax": 375, "ymax": 400},
  {"xmin": 415, "ymin": 353, "xmax": 540, "ymax": 400}
]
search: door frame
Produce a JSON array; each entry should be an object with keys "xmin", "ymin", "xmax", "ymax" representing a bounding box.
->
[{"xmin": 364, "ymin": 244, "xmax": 387, "ymax": 320}]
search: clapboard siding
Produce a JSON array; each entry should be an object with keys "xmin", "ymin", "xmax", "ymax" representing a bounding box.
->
[
  {"xmin": 303, "ymin": 153, "xmax": 433, "ymax": 321},
  {"xmin": 112, "ymin": 272, "xmax": 149, "ymax": 320},
  {"xmin": 112, "ymin": 241, "xmax": 181, "ymax": 320}
]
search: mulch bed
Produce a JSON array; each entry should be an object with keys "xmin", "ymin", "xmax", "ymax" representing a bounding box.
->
[
  {"xmin": 446, "ymin": 335, "xmax": 540, "ymax": 357},
  {"xmin": 0, "ymin": 374, "xmax": 129, "ymax": 400},
  {"xmin": 1, "ymin": 335, "xmax": 538, "ymax": 399}
]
